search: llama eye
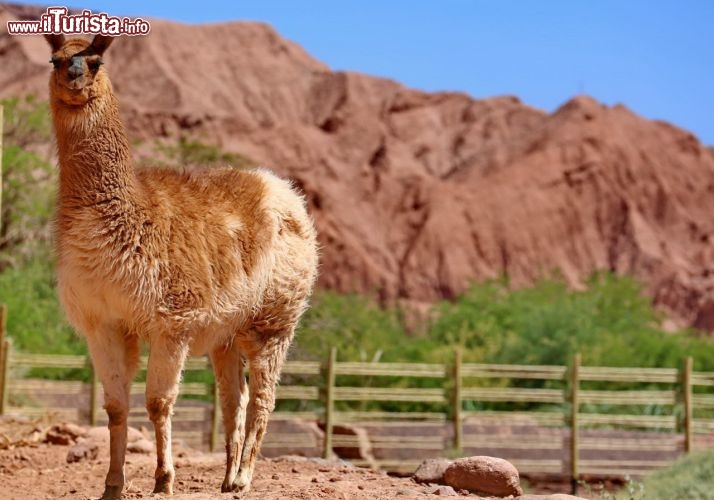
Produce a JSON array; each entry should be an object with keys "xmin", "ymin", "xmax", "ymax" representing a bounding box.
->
[
  {"xmin": 88, "ymin": 58, "xmax": 104, "ymax": 70},
  {"xmin": 50, "ymin": 57, "xmax": 61, "ymax": 68}
]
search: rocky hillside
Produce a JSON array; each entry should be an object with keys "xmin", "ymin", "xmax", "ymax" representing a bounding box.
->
[{"xmin": 2, "ymin": 3, "xmax": 714, "ymax": 328}]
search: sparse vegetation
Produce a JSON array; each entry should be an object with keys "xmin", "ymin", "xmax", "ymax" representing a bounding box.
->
[
  {"xmin": 637, "ymin": 450, "xmax": 714, "ymax": 499},
  {"xmin": 150, "ymin": 136, "xmax": 256, "ymax": 169}
]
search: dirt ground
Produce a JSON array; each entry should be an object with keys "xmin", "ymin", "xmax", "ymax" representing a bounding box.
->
[
  {"xmin": 0, "ymin": 443, "xmax": 494, "ymax": 500},
  {"xmin": 0, "ymin": 417, "xmax": 591, "ymax": 499}
]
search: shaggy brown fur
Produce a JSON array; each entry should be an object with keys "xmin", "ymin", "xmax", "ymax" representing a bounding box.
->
[{"xmin": 45, "ymin": 34, "xmax": 318, "ymax": 499}]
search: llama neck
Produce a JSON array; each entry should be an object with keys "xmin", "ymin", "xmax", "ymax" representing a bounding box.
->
[{"xmin": 52, "ymin": 90, "xmax": 138, "ymax": 207}]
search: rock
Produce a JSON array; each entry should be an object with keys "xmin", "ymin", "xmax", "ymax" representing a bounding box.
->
[
  {"xmin": 45, "ymin": 431, "xmax": 72, "ymax": 446},
  {"xmin": 127, "ymin": 426, "xmax": 145, "ymax": 443},
  {"xmin": 413, "ymin": 458, "xmax": 452, "ymax": 484},
  {"xmin": 66, "ymin": 438, "xmax": 98, "ymax": 463},
  {"xmin": 76, "ymin": 425, "xmax": 155, "ymax": 456},
  {"xmin": 58, "ymin": 423, "xmax": 87, "ymax": 439},
  {"xmin": 431, "ymin": 485, "xmax": 458, "ymax": 496},
  {"xmin": 395, "ymin": 489, "xmax": 422, "ymax": 497},
  {"xmin": 127, "ymin": 438, "xmax": 154, "ymax": 454},
  {"xmin": 518, "ymin": 495, "xmax": 587, "ymax": 500},
  {"xmin": 443, "ymin": 456, "xmax": 522, "ymax": 497},
  {"xmin": 45, "ymin": 423, "xmax": 87, "ymax": 445},
  {"xmin": 86, "ymin": 426, "xmax": 110, "ymax": 443}
]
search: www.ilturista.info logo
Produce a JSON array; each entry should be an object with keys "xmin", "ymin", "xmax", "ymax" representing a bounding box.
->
[{"xmin": 7, "ymin": 6, "xmax": 150, "ymax": 36}]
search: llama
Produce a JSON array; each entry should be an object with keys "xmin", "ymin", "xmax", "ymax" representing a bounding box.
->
[{"xmin": 44, "ymin": 34, "xmax": 318, "ymax": 499}]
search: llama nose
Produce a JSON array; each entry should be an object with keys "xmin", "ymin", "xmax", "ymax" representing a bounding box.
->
[{"xmin": 68, "ymin": 59, "xmax": 84, "ymax": 79}]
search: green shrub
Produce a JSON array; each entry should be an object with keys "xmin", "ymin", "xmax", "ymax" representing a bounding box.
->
[
  {"xmin": 429, "ymin": 273, "xmax": 714, "ymax": 370},
  {"xmin": 1, "ymin": 96, "xmax": 55, "ymax": 270},
  {"xmin": 639, "ymin": 450, "xmax": 714, "ymax": 499},
  {"xmin": 153, "ymin": 136, "xmax": 255, "ymax": 169},
  {"xmin": 293, "ymin": 290, "xmax": 433, "ymax": 363},
  {"xmin": 0, "ymin": 251, "xmax": 81, "ymax": 355}
]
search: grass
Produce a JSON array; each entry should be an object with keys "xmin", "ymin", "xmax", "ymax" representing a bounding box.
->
[
  {"xmin": 636, "ymin": 450, "xmax": 714, "ymax": 499},
  {"xmin": 0, "ymin": 252, "xmax": 82, "ymax": 355}
]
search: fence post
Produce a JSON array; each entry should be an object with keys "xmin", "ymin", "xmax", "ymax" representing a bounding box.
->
[
  {"xmin": 210, "ymin": 377, "xmax": 220, "ymax": 452},
  {"xmin": 89, "ymin": 359, "xmax": 100, "ymax": 426},
  {"xmin": 683, "ymin": 356, "xmax": 693, "ymax": 453},
  {"xmin": 323, "ymin": 347, "xmax": 336, "ymax": 459},
  {"xmin": 0, "ymin": 338, "xmax": 10, "ymax": 415},
  {"xmin": 453, "ymin": 347, "xmax": 463, "ymax": 454},
  {"xmin": 0, "ymin": 304, "xmax": 6, "ymax": 415},
  {"xmin": 570, "ymin": 353, "xmax": 581, "ymax": 495}
]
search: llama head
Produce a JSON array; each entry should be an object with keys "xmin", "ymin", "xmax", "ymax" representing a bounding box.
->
[{"xmin": 44, "ymin": 34, "xmax": 114, "ymax": 106}]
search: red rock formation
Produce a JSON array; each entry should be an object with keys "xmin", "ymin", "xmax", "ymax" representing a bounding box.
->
[{"xmin": 2, "ymin": 4, "xmax": 713, "ymax": 327}]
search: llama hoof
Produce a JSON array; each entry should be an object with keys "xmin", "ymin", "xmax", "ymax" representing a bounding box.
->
[
  {"xmin": 152, "ymin": 471, "xmax": 174, "ymax": 495},
  {"xmin": 220, "ymin": 480, "xmax": 251, "ymax": 495},
  {"xmin": 100, "ymin": 484, "xmax": 123, "ymax": 500}
]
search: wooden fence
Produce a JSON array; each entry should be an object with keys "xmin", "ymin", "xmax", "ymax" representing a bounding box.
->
[{"xmin": 2, "ymin": 314, "xmax": 714, "ymax": 487}]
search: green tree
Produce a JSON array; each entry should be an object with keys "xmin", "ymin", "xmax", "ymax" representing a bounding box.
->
[{"xmin": 1, "ymin": 96, "xmax": 55, "ymax": 270}]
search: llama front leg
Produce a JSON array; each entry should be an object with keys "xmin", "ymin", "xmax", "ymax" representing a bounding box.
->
[
  {"xmin": 211, "ymin": 343, "xmax": 249, "ymax": 492},
  {"xmin": 86, "ymin": 329, "xmax": 140, "ymax": 500},
  {"xmin": 233, "ymin": 334, "xmax": 292, "ymax": 494},
  {"xmin": 145, "ymin": 335, "xmax": 188, "ymax": 495}
]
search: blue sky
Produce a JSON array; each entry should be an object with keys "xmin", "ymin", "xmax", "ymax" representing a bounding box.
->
[{"xmin": 21, "ymin": 1, "xmax": 714, "ymax": 145}]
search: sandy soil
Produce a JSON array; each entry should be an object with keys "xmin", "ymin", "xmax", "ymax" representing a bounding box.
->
[{"xmin": 0, "ymin": 443, "xmax": 492, "ymax": 500}]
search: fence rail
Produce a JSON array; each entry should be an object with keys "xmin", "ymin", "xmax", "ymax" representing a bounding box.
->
[{"xmin": 1, "ymin": 318, "xmax": 712, "ymax": 490}]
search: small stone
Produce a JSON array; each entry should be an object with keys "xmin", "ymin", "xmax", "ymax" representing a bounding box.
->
[
  {"xmin": 396, "ymin": 489, "xmax": 422, "ymax": 496},
  {"xmin": 292, "ymin": 467, "xmax": 299, "ymax": 473},
  {"xmin": 45, "ymin": 431, "xmax": 73, "ymax": 446},
  {"xmin": 413, "ymin": 458, "xmax": 452, "ymax": 484},
  {"xmin": 431, "ymin": 485, "xmax": 458, "ymax": 496},
  {"xmin": 311, "ymin": 477, "xmax": 319, "ymax": 483},
  {"xmin": 66, "ymin": 439, "xmax": 99, "ymax": 464},
  {"xmin": 358, "ymin": 485, "xmax": 365, "ymax": 490},
  {"xmin": 86, "ymin": 427, "xmax": 110, "ymax": 443},
  {"xmin": 272, "ymin": 474, "xmax": 280, "ymax": 480},
  {"xmin": 329, "ymin": 476, "xmax": 341, "ymax": 482},
  {"xmin": 127, "ymin": 438, "xmax": 154, "ymax": 454},
  {"xmin": 127, "ymin": 426, "xmax": 145, "ymax": 443}
]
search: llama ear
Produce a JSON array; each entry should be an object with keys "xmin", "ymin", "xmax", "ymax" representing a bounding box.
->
[
  {"xmin": 90, "ymin": 35, "xmax": 115, "ymax": 56},
  {"xmin": 44, "ymin": 34, "xmax": 66, "ymax": 52}
]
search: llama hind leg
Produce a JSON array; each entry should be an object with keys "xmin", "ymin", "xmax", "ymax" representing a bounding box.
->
[
  {"xmin": 145, "ymin": 335, "xmax": 188, "ymax": 495},
  {"xmin": 86, "ymin": 329, "xmax": 140, "ymax": 500},
  {"xmin": 233, "ymin": 332, "xmax": 293, "ymax": 493},
  {"xmin": 211, "ymin": 342, "xmax": 249, "ymax": 492}
]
